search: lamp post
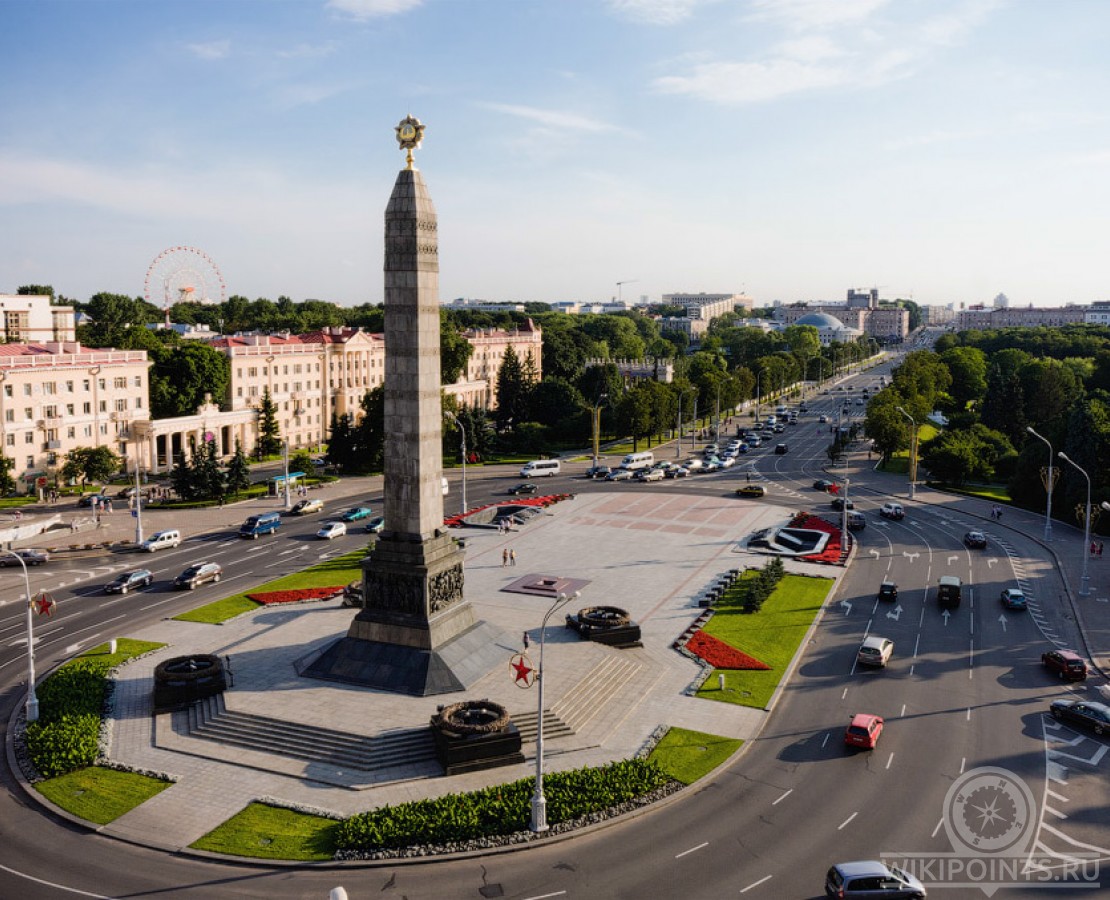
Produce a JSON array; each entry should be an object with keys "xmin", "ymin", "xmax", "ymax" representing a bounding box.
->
[
  {"xmin": 592, "ymin": 394, "xmax": 608, "ymax": 470},
  {"xmin": 895, "ymin": 406, "xmax": 917, "ymax": 500},
  {"xmin": 1057, "ymin": 452, "xmax": 1092, "ymax": 597},
  {"xmin": 281, "ymin": 440, "xmax": 291, "ymax": 510},
  {"xmin": 755, "ymin": 370, "xmax": 764, "ymax": 424},
  {"xmin": 675, "ymin": 391, "xmax": 683, "ymax": 460},
  {"xmin": 840, "ymin": 477, "xmax": 850, "ymax": 538},
  {"xmin": 714, "ymin": 383, "xmax": 721, "ymax": 443},
  {"xmin": 3, "ymin": 550, "xmax": 39, "ymax": 723},
  {"xmin": 530, "ymin": 589, "xmax": 580, "ymax": 833},
  {"xmin": 445, "ymin": 411, "xmax": 467, "ymax": 516},
  {"xmin": 1025, "ymin": 426, "xmax": 1054, "ymax": 541},
  {"xmin": 133, "ymin": 461, "xmax": 144, "ymax": 545}
]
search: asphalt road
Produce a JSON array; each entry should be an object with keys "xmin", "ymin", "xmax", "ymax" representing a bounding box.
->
[{"xmin": 1, "ymin": 355, "xmax": 1107, "ymax": 898}]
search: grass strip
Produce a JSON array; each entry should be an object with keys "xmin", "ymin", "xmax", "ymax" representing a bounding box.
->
[
  {"xmin": 34, "ymin": 767, "xmax": 171, "ymax": 824},
  {"xmin": 173, "ymin": 549, "xmax": 367, "ymax": 624},
  {"xmin": 190, "ymin": 802, "xmax": 339, "ymax": 861},
  {"xmin": 696, "ymin": 574, "xmax": 831, "ymax": 709},
  {"xmin": 648, "ymin": 727, "xmax": 742, "ymax": 784}
]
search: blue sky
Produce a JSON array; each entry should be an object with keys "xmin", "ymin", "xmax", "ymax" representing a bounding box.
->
[{"xmin": 1, "ymin": 0, "xmax": 1107, "ymax": 309}]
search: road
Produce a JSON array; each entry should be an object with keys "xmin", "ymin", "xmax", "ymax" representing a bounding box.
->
[{"xmin": 1, "ymin": 354, "xmax": 1107, "ymax": 898}]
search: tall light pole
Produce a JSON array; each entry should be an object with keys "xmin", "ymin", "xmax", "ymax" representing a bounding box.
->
[
  {"xmin": 755, "ymin": 370, "xmax": 764, "ymax": 424},
  {"xmin": 445, "ymin": 411, "xmax": 467, "ymax": 516},
  {"xmin": 1057, "ymin": 452, "xmax": 1092, "ymax": 597},
  {"xmin": 3, "ymin": 550, "xmax": 39, "ymax": 722},
  {"xmin": 592, "ymin": 394, "xmax": 608, "ymax": 470},
  {"xmin": 281, "ymin": 440, "xmax": 291, "ymax": 510},
  {"xmin": 895, "ymin": 405, "xmax": 917, "ymax": 500},
  {"xmin": 714, "ymin": 383, "xmax": 721, "ymax": 443},
  {"xmin": 133, "ymin": 460, "xmax": 144, "ymax": 545},
  {"xmin": 675, "ymin": 391, "xmax": 683, "ymax": 460},
  {"xmin": 840, "ymin": 477, "xmax": 850, "ymax": 538},
  {"xmin": 530, "ymin": 589, "xmax": 580, "ymax": 833},
  {"xmin": 1026, "ymin": 426, "xmax": 1054, "ymax": 541}
]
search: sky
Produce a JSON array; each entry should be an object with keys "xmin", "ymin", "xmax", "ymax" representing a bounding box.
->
[{"xmin": 1, "ymin": 0, "xmax": 1108, "ymax": 310}]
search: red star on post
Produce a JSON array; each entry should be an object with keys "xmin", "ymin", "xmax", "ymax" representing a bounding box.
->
[
  {"xmin": 33, "ymin": 593, "xmax": 56, "ymax": 617},
  {"xmin": 510, "ymin": 653, "xmax": 535, "ymax": 688},
  {"xmin": 828, "ymin": 483, "xmax": 840, "ymax": 495}
]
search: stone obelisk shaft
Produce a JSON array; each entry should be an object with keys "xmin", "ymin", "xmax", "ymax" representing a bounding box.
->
[{"xmin": 383, "ymin": 168, "xmax": 445, "ymax": 540}]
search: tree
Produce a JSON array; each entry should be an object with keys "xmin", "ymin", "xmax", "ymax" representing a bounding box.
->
[
  {"xmin": 17, "ymin": 284, "xmax": 55, "ymax": 299},
  {"xmin": 352, "ymin": 386, "xmax": 386, "ymax": 474},
  {"xmin": 194, "ymin": 437, "xmax": 225, "ymax": 500},
  {"xmin": 940, "ymin": 346, "xmax": 988, "ymax": 409},
  {"xmin": 0, "ymin": 455, "xmax": 15, "ymax": 497},
  {"xmin": 440, "ymin": 311, "xmax": 474, "ymax": 383},
  {"xmin": 495, "ymin": 345, "xmax": 532, "ymax": 430},
  {"xmin": 613, "ymin": 383, "xmax": 655, "ymax": 450},
  {"xmin": 61, "ymin": 446, "xmax": 121, "ymax": 486},
  {"xmin": 290, "ymin": 449, "xmax": 315, "ymax": 476},
  {"xmin": 169, "ymin": 449, "xmax": 196, "ymax": 501},
  {"xmin": 81, "ymin": 292, "xmax": 145, "ymax": 347},
  {"xmin": 256, "ymin": 388, "xmax": 282, "ymax": 458},
  {"xmin": 541, "ymin": 328, "xmax": 590, "ymax": 382},
  {"xmin": 148, "ymin": 343, "xmax": 230, "ymax": 419},
  {"xmin": 980, "ymin": 370, "xmax": 1026, "ymax": 446},
  {"xmin": 528, "ymin": 378, "xmax": 585, "ymax": 429},
  {"xmin": 325, "ymin": 413, "xmax": 358, "ymax": 472},
  {"xmin": 225, "ymin": 440, "xmax": 252, "ymax": 497}
]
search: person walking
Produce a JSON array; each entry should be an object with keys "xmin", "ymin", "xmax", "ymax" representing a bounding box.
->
[
  {"xmin": 502, "ymin": 548, "xmax": 509, "ymax": 568},
  {"xmin": 510, "ymin": 549, "xmax": 516, "ymax": 567}
]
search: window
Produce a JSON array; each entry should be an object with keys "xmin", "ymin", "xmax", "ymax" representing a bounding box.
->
[
  {"xmin": 100, "ymin": 424, "xmax": 108, "ymax": 435},
  {"xmin": 4, "ymin": 434, "xmax": 12, "ymax": 446},
  {"xmin": 24, "ymin": 407, "xmax": 32, "ymax": 420},
  {"xmin": 83, "ymin": 379, "xmax": 90, "ymax": 391},
  {"xmin": 26, "ymin": 456, "xmax": 34, "ymax": 468},
  {"xmin": 83, "ymin": 402, "xmax": 91, "ymax": 414},
  {"xmin": 67, "ymin": 427, "xmax": 75, "ymax": 438},
  {"xmin": 99, "ymin": 400, "xmax": 107, "ymax": 412},
  {"xmin": 44, "ymin": 405, "xmax": 58, "ymax": 418},
  {"xmin": 66, "ymin": 380, "xmax": 74, "ymax": 392},
  {"xmin": 114, "ymin": 377, "xmax": 127, "ymax": 389},
  {"xmin": 135, "ymin": 397, "xmax": 143, "ymax": 409},
  {"xmin": 25, "ymin": 432, "xmax": 34, "ymax": 443},
  {"xmin": 134, "ymin": 375, "xmax": 142, "ymax": 388},
  {"xmin": 115, "ymin": 399, "xmax": 127, "ymax": 412},
  {"xmin": 98, "ymin": 378, "xmax": 106, "ymax": 390},
  {"xmin": 3, "ymin": 410, "xmax": 11, "ymax": 422},
  {"xmin": 46, "ymin": 428, "xmax": 57, "ymax": 441},
  {"xmin": 84, "ymin": 425, "xmax": 92, "ymax": 437},
  {"xmin": 66, "ymin": 403, "xmax": 74, "ymax": 415},
  {"xmin": 23, "ymin": 384, "xmax": 31, "ymax": 396},
  {"xmin": 44, "ymin": 382, "xmax": 56, "ymax": 395}
]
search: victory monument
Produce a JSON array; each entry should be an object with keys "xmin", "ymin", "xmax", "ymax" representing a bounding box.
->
[{"xmin": 303, "ymin": 116, "xmax": 506, "ymax": 695}]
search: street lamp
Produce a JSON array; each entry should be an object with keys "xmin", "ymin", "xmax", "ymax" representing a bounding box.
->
[
  {"xmin": 1025, "ymin": 426, "xmax": 1054, "ymax": 541},
  {"xmin": 1057, "ymin": 452, "xmax": 1092, "ymax": 597},
  {"xmin": 2, "ymin": 550, "xmax": 39, "ymax": 723},
  {"xmin": 444, "ymin": 411, "xmax": 467, "ymax": 516},
  {"xmin": 281, "ymin": 441, "xmax": 292, "ymax": 510},
  {"xmin": 840, "ymin": 477, "xmax": 850, "ymax": 538},
  {"xmin": 530, "ymin": 589, "xmax": 580, "ymax": 833},
  {"xmin": 133, "ymin": 461, "xmax": 145, "ymax": 545},
  {"xmin": 755, "ymin": 370, "xmax": 764, "ymax": 424},
  {"xmin": 591, "ymin": 394, "xmax": 608, "ymax": 471},
  {"xmin": 895, "ymin": 406, "xmax": 917, "ymax": 500}
]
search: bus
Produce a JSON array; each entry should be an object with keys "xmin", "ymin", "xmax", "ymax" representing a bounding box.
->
[{"xmin": 620, "ymin": 451, "xmax": 655, "ymax": 471}]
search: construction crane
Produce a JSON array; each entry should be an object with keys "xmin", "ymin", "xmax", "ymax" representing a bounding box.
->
[{"xmin": 616, "ymin": 280, "xmax": 639, "ymax": 303}]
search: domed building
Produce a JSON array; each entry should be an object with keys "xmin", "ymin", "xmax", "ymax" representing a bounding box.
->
[{"xmin": 792, "ymin": 312, "xmax": 863, "ymax": 346}]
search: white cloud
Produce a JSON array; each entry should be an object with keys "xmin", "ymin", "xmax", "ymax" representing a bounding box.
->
[
  {"xmin": 655, "ymin": 56, "xmax": 855, "ymax": 104},
  {"xmin": 186, "ymin": 40, "xmax": 231, "ymax": 60},
  {"xmin": 478, "ymin": 102, "xmax": 623, "ymax": 134},
  {"xmin": 607, "ymin": 0, "xmax": 712, "ymax": 26},
  {"xmin": 746, "ymin": 0, "xmax": 890, "ymax": 30},
  {"xmin": 325, "ymin": 0, "xmax": 423, "ymax": 20},
  {"xmin": 276, "ymin": 42, "xmax": 339, "ymax": 59}
]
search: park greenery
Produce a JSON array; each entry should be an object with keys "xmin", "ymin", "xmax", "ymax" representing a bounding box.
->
[{"xmin": 864, "ymin": 325, "xmax": 1110, "ymax": 534}]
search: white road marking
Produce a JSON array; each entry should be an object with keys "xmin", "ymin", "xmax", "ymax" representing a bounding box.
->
[
  {"xmin": 947, "ymin": 554, "xmax": 958, "ymax": 565},
  {"xmin": 837, "ymin": 812, "xmax": 858, "ymax": 830},
  {"xmin": 885, "ymin": 752, "xmax": 895, "ymax": 769},
  {"xmin": 913, "ymin": 635, "xmax": 920, "ymax": 657},
  {"xmin": 772, "ymin": 789, "xmax": 792, "ymax": 805},
  {"xmin": 140, "ymin": 595, "xmax": 185, "ymax": 611},
  {"xmin": 900, "ymin": 704, "xmax": 906, "ymax": 717},
  {"xmin": 932, "ymin": 818, "xmax": 945, "ymax": 837},
  {"xmin": 960, "ymin": 757, "xmax": 966, "ymax": 774},
  {"xmin": 675, "ymin": 841, "xmax": 708, "ymax": 858},
  {"xmin": 822, "ymin": 733, "xmax": 831, "ymax": 748},
  {"xmin": 740, "ymin": 875, "xmax": 772, "ymax": 893},
  {"xmin": 522, "ymin": 893, "xmax": 567, "ymax": 900},
  {"xmin": 0, "ymin": 863, "xmax": 114, "ymax": 898},
  {"xmin": 966, "ymin": 708, "xmax": 972, "ymax": 722},
  {"xmin": 841, "ymin": 687, "xmax": 848, "ymax": 700}
]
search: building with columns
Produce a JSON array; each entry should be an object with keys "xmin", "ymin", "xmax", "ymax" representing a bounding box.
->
[
  {"xmin": 447, "ymin": 320, "xmax": 542, "ymax": 409},
  {"xmin": 0, "ymin": 342, "xmax": 149, "ymax": 491}
]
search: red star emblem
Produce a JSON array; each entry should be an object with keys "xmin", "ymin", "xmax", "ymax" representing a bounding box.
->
[
  {"xmin": 33, "ymin": 593, "xmax": 56, "ymax": 617},
  {"xmin": 510, "ymin": 654, "xmax": 535, "ymax": 687}
]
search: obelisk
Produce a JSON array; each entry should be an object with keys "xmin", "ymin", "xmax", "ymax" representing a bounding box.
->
[{"xmin": 303, "ymin": 116, "xmax": 505, "ymax": 695}]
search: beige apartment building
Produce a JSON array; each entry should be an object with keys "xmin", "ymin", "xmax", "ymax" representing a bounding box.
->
[
  {"xmin": 0, "ymin": 293, "xmax": 77, "ymax": 343},
  {"xmin": 955, "ymin": 305, "xmax": 1089, "ymax": 330},
  {"xmin": 448, "ymin": 320, "xmax": 543, "ymax": 408},
  {"xmin": 0, "ymin": 342, "xmax": 150, "ymax": 491}
]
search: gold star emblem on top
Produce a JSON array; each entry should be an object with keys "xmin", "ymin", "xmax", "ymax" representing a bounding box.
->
[{"xmin": 395, "ymin": 115, "xmax": 425, "ymax": 169}]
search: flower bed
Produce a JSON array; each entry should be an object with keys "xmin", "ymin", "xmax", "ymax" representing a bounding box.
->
[
  {"xmin": 789, "ymin": 513, "xmax": 844, "ymax": 564},
  {"xmin": 247, "ymin": 586, "xmax": 345, "ymax": 605},
  {"xmin": 684, "ymin": 631, "xmax": 770, "ymax": 670},
  {"xmin": 443, "ymin": 493, "xmax": 574, "ymax": 528}
]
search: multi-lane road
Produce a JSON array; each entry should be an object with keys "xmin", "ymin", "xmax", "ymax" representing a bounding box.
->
[{"xmin": 1, "ymin": 357, "xmax": 1107, "ymax": 898}]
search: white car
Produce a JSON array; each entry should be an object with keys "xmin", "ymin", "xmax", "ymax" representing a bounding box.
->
[
  {"xmin": 718, "ymin": 457, "xmax": 736, "ymax": 468},
  {"xmin": 316, "ymin": 521, "xmax": 347, "ymax": 540},
  {"xmin": 638, "ymin": 468, "xmax": 665, "ymax": 482}
]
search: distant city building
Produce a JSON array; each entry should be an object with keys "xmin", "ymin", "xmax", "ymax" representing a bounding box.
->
[
  {"xmin": 846, "ymin": 288, "xmax": 880, "ymax": 308},
  {"xmin": 442, "ymin": 299, "xmax": 527, "ymax": 313},
  {"xmin": 0, "ymin": 342, "xmax": 149, "ymax": 490},
  {"xmin": 993, "ymin": 292, "xmax": 1010, "ymax": 308},
  {"xmin": 659, "ymin": 316, "xmax": 708, "ymax": 339},
  {"xmin": 0, "ymin": 294, "xmax": 76, "ymax": 343},
  {"xmin": 447, "ymin": 320, "xmax": 543, "ymax": 409},
  {"xmin": 583, "ymin": 357, "xmax": 674, "ymax": 384},
  {"xmin": 662, "ymin": 292, "xmax": 754, "ymax": 320},
  {"xmin": 790, "ymin": 312, "xmax": 863, "ymax": 346},
  {"xmin": 774, "ymin": 299, "xmax": 907, "ymax": 342},
  {"xmin": 921, "ymin": 304, "xmax": 957, "ymax": 325},
  {"xmin": 955, "ymin": 305, "xmax": 1088, "ymax": 330},
  {"xmin": 1086, "ymin": 302, "xmax": 1110, "ymax": 326}
]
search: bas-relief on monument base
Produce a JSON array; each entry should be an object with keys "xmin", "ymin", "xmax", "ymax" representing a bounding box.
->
[{"xmin": 301, "ymin": 532, "xmax": 511, "ymax": 696}]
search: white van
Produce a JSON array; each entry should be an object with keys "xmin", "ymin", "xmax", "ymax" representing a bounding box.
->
[
  {"xmin": 141, "ymin": 529, "xmax": 181, "ymax": 553},
  {"xmin": 620, "ymin": 450, "xmax": 655, "ymax": 471},
  {"xmin": 520, "ymin": 459, "xmax": 561, "ymax": 478}
]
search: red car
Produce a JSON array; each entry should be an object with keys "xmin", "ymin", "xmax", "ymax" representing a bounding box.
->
[
  {"xmin": 844, "ymin": 713, "xmax": 884, "ymax": 749},
  {"xmin": 1042, "ymin": 649, "xmax": 1088, "ymax": 681}
]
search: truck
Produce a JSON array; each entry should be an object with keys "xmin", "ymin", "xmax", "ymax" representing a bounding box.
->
[{"xmin": 937, "ymin": 576, "xmax": 962, "ymax": 609}]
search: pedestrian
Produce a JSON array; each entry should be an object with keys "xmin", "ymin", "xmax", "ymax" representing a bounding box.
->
[
  {"xmin": 502, "ymin": 548, "xmax": 508, "ymax": 567},
  {"xmin": 1099, "ymin": 542, "xmax": 1104, "ymax": 558},
  {"xmin": 510, "ymin": 549, "xmax": 516, "ymax": 566},
  {"xmin": 746, "ymin": 472, "xmax": 752, "ymax": 484},
  {"xmin": 522, "ymin": 632, "xmax": 530, "ymax": 650},
  {"xmin": 1091, "ymin": 541, "xmax": 1098, "ymax": 558}
]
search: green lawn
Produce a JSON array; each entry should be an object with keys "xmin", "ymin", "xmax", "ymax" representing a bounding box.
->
[
  {"xmin": 35, "ymin": 767, "xmax": 172, "ymax": 824},
  {"xmin": 695, "ymin": 574, "xmax": 831, "ymax": 709},
  {"xmin": 878, "ymin": 422, "xmax": 939, "ymax": 475},
  {"xmin": 648, "ymin": 727, "xmax": 743, "ymax": 785},
  {"xmin": 933, "ymin": 482, "xmax": 1012, "ymax": 503},
  {"xmin": 190, "ymin": 802, "xmax": 339, "ymax": 860},
  {"xmin": 173, "ymin": 549, "xmax": 367, "ymax": 624}
]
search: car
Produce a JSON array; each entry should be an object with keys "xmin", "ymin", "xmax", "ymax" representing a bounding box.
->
[
  {"xmin": 317, "ymin": 521, "xmax": 347, "ymax": 540},
  {"xmin": 104, "ymin": 569, "xmax": 154, "ymax": 594},
  {"xmin": 1000, "ymin": 588, "xmax": 1027, "ymax": 610},
  {"xmin": 584, "ymin": 465, "xmax": 611, "ymax": 479},
  {"xmin": 637, "ymin": 468, "xmax": 665, "ymax": 482},
  {"xmin": 736, "ymin": 484, "xmax": 766, "ymax": 498},
  {"xmin": 773, "ymin": 423, "xmax": 785, "ymax": 433},
  {"xmin": 844, "ymin": 713, "xmax": 884, "ymax": 750},
  {"xmin": 857, "ymin": 635, "xmax": 894, "ymax": 668},
  {"xmin": 666, "ymin": 466, "xmax": 690, "ymax": 478},
  {"xmin": 963, "ymin": 530, "xmax": 987, "ymax": 549},
  {"xmin": 507, "ymin": 482, "xmax": 538, "ymax": 495},
  {"xmin": 1050, "ymin": 699, "xmax": 1110, "ymax": 736},
  {"xmin": 364, "ymin": 515, "xmax": 385, "ymax": 534},
  {"xmin": 825, "ymin": 861, "xmax": 926, "ymax": 898},
  {"xmin": 746, "ymin": 436, "xmax": 762, "ymax": 447},
  {"xmin": 703, "ymin": 443, "xmax": 719, "ymax": 455},
  {"xmin": 77, "ymin": 492, "xmax": 110, "ymax": 508},
  {"xmin": 684, "ymin": 458, "xmax": 704, "ymax": 471},
  {"xmin": 831, "ymin": 497, "xmax": 855, "ymax": 511},
  {"xmin": 879, "ymin": 502, "xmax": 905, "ymax": 520},
  {"xmin": 340, "ymin": 506, "xmax": 373, "ymax": 522},
  {"xmin": 774, "ymin": 443, "xmax": 788, "ymax": 455},
  {"xmin": 310, "ymin": 457, "xmax": 328, "ymax": 467},
  {"xmin": 877, "ymin": 580, "xmax": 898, "ymax": 602},
  {"xmin": 1041, "ymin": 649, "xmax": 1088, "ymax": 681},
  {"xmin": 173, "ymin": 561, "xmax": 223, "ymax": 591},
  {"xmin": 856, "ymin": 398, "xmax": 864, "ymax": 405},
  {"xmin": 0, "ymin": 548, "xmax": 49, "ymax": 566},
  {"xmin": 846, "ymin": 511, "xmax": 867, "ymax": 531},
  {"xmin": 819, "ymin": 414, "xmax": 829, "ymax": 423},
  {"xmin": 605, "ymin": 469, "xmax": 634, "ymax": 481},
  {"xmin": 704, "ymin": 459, "xmax": 722, "ymax": 472},
  {"xmin": 813, "ymin": 479, "xmax": 835, "ymax": 492},
  {"xmin": 290, "ymin": 498, "xmax": 324, "ymax": 515}
]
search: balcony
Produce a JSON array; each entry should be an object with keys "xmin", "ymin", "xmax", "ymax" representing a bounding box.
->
[{"xmin": 45, "ymin": 440, "xmax": 61, "ymax": 450}]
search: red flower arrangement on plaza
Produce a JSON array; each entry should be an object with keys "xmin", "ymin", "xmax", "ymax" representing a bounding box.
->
[
  {"xmin": 685, "ymin": 631, "xmax": 771, "ymax": 670},
  {"xmin": 248, "ymin": 586, "xmax": 346, "ymax": 605}
]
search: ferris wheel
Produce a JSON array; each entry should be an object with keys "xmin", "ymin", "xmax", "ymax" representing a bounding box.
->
[{"xmin": 144, "ymin": 246, "xmax": 226, "ymax": 326}]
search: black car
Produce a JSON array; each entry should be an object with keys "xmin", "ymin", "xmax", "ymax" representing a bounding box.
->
[
  {"xmin": 963, "ymin": 531, "xmax": 987, "ymax": 549},
  {"xmin": 584, "ymin": 465, "xmax": 611, "ymax": 479},
  {"xmin": 173, "ymin": 562, "xmax": 223, "ymax": 590},
  {"xmin": 831, "ymin": 497, "xmax": 855, "ymax": 511},
  {"xmin": 878, "ymin": 581, "xmax": 898, "ymax": 602},
  {"xmin": 813, "ymin": 479, "xmax": 835, "ymax": 492},
  {"xmin": 1050, "ymin": 699, "xmax": 1110, "ymax": 735},
  {"xmin": 77, "ymin": 493, "xmax": 109, "ymax": 508},
  {"xmin": 104, "ymin": 569, "xmax": 154, "ymax": 594},
  {"xmin": 774, "ymin": 443, "xmax": 788, "ymax": 455},
  {"xmin": 507, "ymin": 483, "xmax": 538, "ymax": 495}
]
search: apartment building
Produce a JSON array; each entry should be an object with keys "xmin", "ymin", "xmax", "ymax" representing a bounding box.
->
[
  {"xmin": 0, "ymin": 294, "xmax": 77, "ymax": 343},
  {"xmin": 448, "ymin": 320, "xmax": 543, "ymax": 409},
  {"xmin": 955, "ymin": 305, "xmax": 1089, "ymax": 330},
  {"xmin": 0, "ymin": 342, "xmax": 149, "ymax": 491}
]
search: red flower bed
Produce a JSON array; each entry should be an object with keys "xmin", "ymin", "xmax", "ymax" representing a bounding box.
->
[
  {"xmin": 789, "ymin": 513, "xmax": 844, "ymax": 564},
  {"xmin": 248, "ymin": 586, "xmax": 346, "ymax": 605},
  {"xmin": 685, "ymin": 630, "xmax": 771, "ymax": 670}
]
